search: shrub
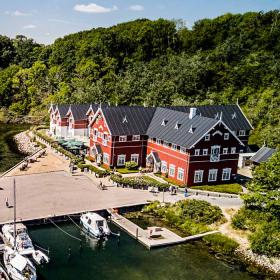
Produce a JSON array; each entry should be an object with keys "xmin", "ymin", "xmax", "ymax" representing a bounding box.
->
[
  {"xmin": 203, "ymin": 233, "xmax": 239, "ymax": 255},
  {"xmin": 125, "ymin": 161, "xmax": 138, "ymax": 170},
  {"xmin": 191, "ymin": 184, "xmax": 242, "ymax": 194}
]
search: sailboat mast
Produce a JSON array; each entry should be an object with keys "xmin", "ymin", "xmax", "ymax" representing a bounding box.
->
[{"xmin": 13, "ymin": 178, "xmax": 16, "ymax": 250}]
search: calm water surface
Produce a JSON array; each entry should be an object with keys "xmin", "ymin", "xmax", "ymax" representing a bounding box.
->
[
  {"xmin": 0, "ymin": 124, "xmax": 29, "ymax": 173},
  {"xmin": 29, "ymin": 223, "xmax": 256, "ymax": 280}
]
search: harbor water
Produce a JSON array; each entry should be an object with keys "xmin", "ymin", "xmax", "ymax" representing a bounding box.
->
[{"xmin": 29, "ymin": 223, "xmax": 255, "ymax": 280}]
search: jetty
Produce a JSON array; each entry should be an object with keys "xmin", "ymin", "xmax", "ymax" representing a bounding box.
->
[{"xmin": 107, "ymin": 208, "xmax": 219, "ymax": 249}]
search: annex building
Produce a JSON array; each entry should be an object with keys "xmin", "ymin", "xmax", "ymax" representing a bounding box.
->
[{"xmin": 49, "ymin": 103, "xmax": 253, "ymax": 186}]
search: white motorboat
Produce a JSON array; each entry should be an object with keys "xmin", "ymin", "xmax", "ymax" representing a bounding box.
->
[
  {"xmin": 3, "ymin": 246, "xmax": 36, "ymax": 280},
  {"xmin": 0, "ymin": 264, "xmax": 9, "ymax": 280},
  {"xmin": 80, "ymin": 213, "xmax": 110, "ymax": 238},
  {"xmin": 2, "ymin": 224, "xmax": 34, "ymax": 256},
  {"xmin": 31, "ymin": 250, "xmax": 49, "ymax": 265}
]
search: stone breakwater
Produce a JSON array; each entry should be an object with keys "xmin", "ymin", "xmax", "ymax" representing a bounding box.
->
[
  {"xmin": 14, "ymin": 131, "xmax": 39, "ymax": 155},
  {"xmin": 236, "ymin": 248, "xmax": 280, "ymax": 277}
]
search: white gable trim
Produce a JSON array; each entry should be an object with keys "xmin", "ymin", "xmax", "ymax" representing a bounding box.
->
[
  {"xmin": 190, "ymin": 120, "xmax": 244, "ymax": 149},
  {"xmin": 236, "ymin": 103, "xmax": 254, "ymax": 129},
  {"xmin": 86, "ymin": 104, "xmax": 94, "ymax": 116},
  {"xmin": 88, "ymin": 107, "xmax": 112, "ymax": 135},
  {"xmin": 212, "ymin": 130, "xmax": 223, "ymax": 136}
]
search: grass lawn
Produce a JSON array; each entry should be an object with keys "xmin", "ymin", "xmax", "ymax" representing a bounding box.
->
[
  {"xmin": 117, "ymin": 168, "xmax": 139, "ymax": 174},
  {"xmin": 154, "ymin": 173, "xmax": 185, "ymax": 186},
  {"xmin": 191, "ymin": 184, "xmax": 242, "ymax": 194}
]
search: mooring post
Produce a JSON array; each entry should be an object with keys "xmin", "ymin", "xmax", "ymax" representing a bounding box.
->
[{"xmin": 136, "ymin": 228, "xmax": 138, "ymax": 240}]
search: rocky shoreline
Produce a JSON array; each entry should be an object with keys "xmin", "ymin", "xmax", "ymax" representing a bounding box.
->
[{"xmin": 13, "ymin": 131, "xmax": 39, "ymax": 155}]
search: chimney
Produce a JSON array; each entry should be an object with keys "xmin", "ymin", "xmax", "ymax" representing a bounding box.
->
[{"xmin": 189, "ymin": 107, "xmax": 197, "ymax": 119}]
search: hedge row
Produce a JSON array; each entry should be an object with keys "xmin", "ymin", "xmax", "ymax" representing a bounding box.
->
[
  {"xmin": 77, "ymin": 163, "xmax": 110, "ymax": 177},
  {"xmin": 110, "ymin": 174, "xmax": 170, "ymax": 190}
]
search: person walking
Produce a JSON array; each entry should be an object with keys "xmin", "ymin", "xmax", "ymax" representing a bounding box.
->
[
  {"xmin": 5, "ymin": 197, "xmax": 9, "ymax": 207},
  {"xmin": 184, "ymin": 187, "xmax": 188, "ymax": 197}
]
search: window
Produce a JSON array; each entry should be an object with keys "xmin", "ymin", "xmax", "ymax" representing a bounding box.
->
[
  {"xmin": 132, "ymin": 135, "xmax": 140, "ymax": 141},
  {"xmin": 180, "ymin": 147, "xmax": 186, "ymax": 153},
  {"xmin": 210, "ymin": 146, "xmax": 220, "ymax": 162},
  {"xmin": 131, "ymin": 154, "xmax": 139, "ymax": 164},
  {"xmin": 117, "ymin": 155, "xmax": 126, "ymax": 166},
  {"xmin": 161, "ymin": 161, "xmax": 167, "ymax": 173},
  {"xmin": 203, "ymin": 149, "xmax": 208, "ymax": 155},
  {"xmin": 223, "ymin": 148, "xmax": 228, "ymax": 154},
  {"xmin": 222, "ymin": 168, "xmax": 231, "ymax": 181},
  {"xmin": 163, "ymin": 141, "xmax": 169, "ymax": 147},
  {"xmin": 205, "ymin": 134, "xmax": 210, "ymax": 141},
  {"xmin": 97, "ymin": 131, "xmax": 101, "ymax": 138},
  {"xmin": 224, "ymin": 133, "xmax": 229, "ymax": 140},
  {"xmin": 239, "ymin": 130, "xmax": 246, "ymax": 136},
  {"xmin": 177, "ymin": 168, "xmax": 184, "ymax": 181},
  {"xmin": 195, "ymin": 149, "xmax": 200, "ymax": 156},
  {"xmin": 156, "ymin": 139, "xmax": 161, "ymax": 145},
  {"xmin": 103, "ymin": 153, "xmax": 109, "ymax": 164},
  {"xmin": 208, "ymin": 169, "xmax": 218, "ymax": 182},
  {"xmin": 171, "ymin": 144, "xmax": 177, "ymax": 151},
  {"xmin": 119, "ymin": 136, "xmax": 127, "ymax": 142},
  {"xmin": 231, "ymin": 147, "xmax": 236, "ymax": 154},
  {"xmin": 194, "ymin": 170, "xmax": 203, "ymax": 183},
  {"xmin": 232, "ymin": 131, "xmax": 236, "ymax": 135},
  {"xmin": 169, "ymin": 165, "xmax": 175, "ymax": 177}
]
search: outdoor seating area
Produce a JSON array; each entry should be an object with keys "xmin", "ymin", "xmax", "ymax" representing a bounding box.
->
[
  {"xmin": 56, "ymin": 138, "xmax": 87, "ymax": 155},
  {"xmin": 19, "ymin": 149, "xmax": 47, "ymax": 171}
]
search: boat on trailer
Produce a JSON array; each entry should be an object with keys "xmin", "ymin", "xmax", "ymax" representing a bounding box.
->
[
  {"xmin": 3, "ymin": 246, "xmax": 36, "ymax": 280},
  {"xmin": 80, "ymin": 213, "xmax": 110, "ymax": 238}
]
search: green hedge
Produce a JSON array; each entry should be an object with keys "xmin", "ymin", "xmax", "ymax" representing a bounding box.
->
[
  {"xmin": 110, "ymin": 174, "xmax": 170, "ymax": 190},
  {"xmin": 77, "ymin": 163, "xmax": 110, "ymax": 177},
  {"xmin": 191, "ymin": 184, "xmax": 242, "ymax": 194}
]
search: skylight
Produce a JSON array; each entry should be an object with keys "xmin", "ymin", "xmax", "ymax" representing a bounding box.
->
[
  {"xmin": 161, "ymin": 119, "xmax": 168, "ymax": 126},
  {"xmin": 175, "ymin": 122, "xmax": 182, "ymax": 129}
]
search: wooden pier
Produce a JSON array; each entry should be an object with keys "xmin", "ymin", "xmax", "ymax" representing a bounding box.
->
[{"xmin": 107, "ymin": 208, "xmax": 219, "ymax": 249}]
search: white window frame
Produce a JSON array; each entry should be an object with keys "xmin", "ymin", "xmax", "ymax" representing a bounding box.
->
[
  {"xmin": 224, "ymin": 133, "xmax": 229, "ymax": 140},
  {"xmin": 117, "ymin": 154, "xmax": 126, "ymax": 166},
  {"xmin": 177, "ymin": 168, "xmax": 184, "ymax": 181},
  {"xmin": 169, "ymin": 164, "xmax": 175, "ymax": 177},
  {"xmin": 180, "ymin": 147, "xmax": 186, "ymax": 153},
  {"xmin": 205, "ymin": 134, "xmax": 210, "ymax": 141},
  {"xmin": 161, "ymin": 161, "xmax": 167, "ymax": 173},
  {"xmin": 156, "ymin": 139, "xmax": 161, "ymax": 145},
  {"xmin": 171, "ymin": 143, "xmax": 177, "ymax": 151},
  {"xmin": 119, "ymin": 136, "xmax": 127, "ymax": 142},
  {"xmin": 194, "ymin": 170, "xmax": 203, "ymax": 183},
  {"xmin": 203, "ymin": 149, "xmax": 208, "ymax": 155},
  {"xmin": 163, "ymin": 141, "xmax": 169, "ymax": 147},
  {"xmin": 223, "ymin": 148, "xmax": 228, "ymax": 154},
  {"xmin": 222, "ymin": 168, "xmax": 231, "ymax": 181},
  {"xmin": 195, "ymin": 149, "xmax": 200, "ymax": 156},
  {"xmin": 231, "ymin": 147, "xmax": 236, "ymax": 154},
  {"xmin": 210, "ymin": 145, "xmax": 220, "ymax": 162},
  {"xmin": 103, "ymin": 153, "xmax": 109, "ymax": 164},
  {"xmin": 130, "ymin": 154, "xmax": 139, "ymax": 164},
  {"xmin": 208, "ymin": 169, "xmax": 218, "ymax": 182},
  {"xmin": 239, "ymin": 130, "xmax": 246, "ymax": 136},
  {"xmin": 132, "ymin": 135, "xmax": 140, "ymax": 141}
]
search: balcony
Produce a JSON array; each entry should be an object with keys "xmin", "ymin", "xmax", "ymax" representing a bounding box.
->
[{"xmin": 210, "ymin": 154, "xmax": 220, "ymax": 162}]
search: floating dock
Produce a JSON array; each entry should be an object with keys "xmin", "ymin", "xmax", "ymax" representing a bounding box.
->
[{"xmin": 107, "ymin": 208, "xmax": 219, "ymax": 249}]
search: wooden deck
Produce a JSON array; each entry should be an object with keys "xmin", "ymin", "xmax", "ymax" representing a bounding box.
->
[{"xmin": 107, "ymin": 208, "xmax": 219, "ymax": 249}]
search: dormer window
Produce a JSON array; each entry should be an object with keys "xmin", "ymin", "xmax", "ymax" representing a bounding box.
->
[
  {"xmin": 163, "ymin": 141, "xmax": 169, "ymax": 147},
  {"xmin": 119, "ymin": 136, "xmax": 127, "ymax": 142},
  {"xmin": 132, "ymin": 135, "xmax": 140, "ymax": 141},
  {"xmin": 171, "ymin": 144, "xmax": 177, "ymax": 150},
  {"xmin": 189, "ymin": 125, "xmax": 194, "ymax": 133},
  {"xmin": 175, "ymin": 122, "xmax": 182, "ymax": 129},
  {"xmin": 161, "ymin": 119, "xmax": 168, "ymax": 126},
  {"xmin": 214, "ymin": 112, "xmax": 219, "ymax": 119},
  {"xmin": 156, "ymin": 139, "xmax": 161, "ymax": 145},
  {"xmin": 239, "ymin": 130, "xmax": 246, "ymax": 136},
  {"xmin": 205, "ymin": 134, "xmax": 210, "ymax": 141}
]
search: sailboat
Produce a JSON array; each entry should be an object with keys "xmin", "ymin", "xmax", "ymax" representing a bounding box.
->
[{"xmin": 2, "ymin": 179, "xmax": 37, "ymax": 280}]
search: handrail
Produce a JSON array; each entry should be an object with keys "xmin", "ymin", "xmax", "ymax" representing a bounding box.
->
[{"xmin": 0, "ymin": 148, "xmax": 45, "ymax": 179}]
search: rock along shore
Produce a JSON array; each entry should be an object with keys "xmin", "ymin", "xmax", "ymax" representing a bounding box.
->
[{"xmin": 14, "ymin": 131, "xmax": 39, "ymax": 155}]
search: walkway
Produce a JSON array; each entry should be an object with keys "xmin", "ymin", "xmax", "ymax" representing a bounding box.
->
[{"xmin": 108, "ymin": 208, "xmax": 218, "ymax": 249}]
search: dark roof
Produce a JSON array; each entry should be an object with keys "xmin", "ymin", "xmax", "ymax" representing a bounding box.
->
[
  {"xmin": 250, "ymin": 146, "xmax": 277, "ymax": 163},
  {"xmin": 166, "ymin": 105, "xmax": 252, "ymax": 131},
  {"xmin": 56, "ymin": 104, "xmax": 70, "ymax": 118},
  {"xmin": 68, "ymin": 104, "xmax": 91, "ymax": 120},
  {"xmin": 101, "ymin": 106, "xmax": 156, "ymax": 136},
  {"xmin": 147, "ymin": 107, "xmax": 218, "ymax": 148}
]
